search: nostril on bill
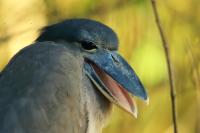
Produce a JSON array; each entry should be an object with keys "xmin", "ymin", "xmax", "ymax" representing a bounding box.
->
[{"xmin": 111, "ymin": 54, "xmax": 120, "ymax": 65}]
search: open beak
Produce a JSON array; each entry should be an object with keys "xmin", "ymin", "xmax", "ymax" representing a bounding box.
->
[{"xmin": 84, "ymin": 49, "xmax": 148, "ymax": 118}]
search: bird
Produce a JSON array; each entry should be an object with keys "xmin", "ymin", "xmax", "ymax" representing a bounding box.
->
[{"xmin": 0, "ymin": 18, "xmax": 148, "ymax": 133}]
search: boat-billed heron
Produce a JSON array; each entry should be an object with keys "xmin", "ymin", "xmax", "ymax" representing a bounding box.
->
[{"xmin": 0, "ymin": 19, "xmax": 148, "ymax": 133}]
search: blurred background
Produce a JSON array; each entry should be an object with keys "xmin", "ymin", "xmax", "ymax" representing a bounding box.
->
[{"xmin": 0, "ymin": 0, "xmax": 199, "ymax": 132}]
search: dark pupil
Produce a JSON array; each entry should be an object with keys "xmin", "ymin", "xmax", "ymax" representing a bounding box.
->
[{"xmin": 81, "ymin": 41, "xmax": 97, "ymax": 50}]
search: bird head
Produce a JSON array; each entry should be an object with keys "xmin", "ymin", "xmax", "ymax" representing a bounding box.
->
[{"xmin": 36, "ymin": 18, "xmax": 148, "ymax": 118}]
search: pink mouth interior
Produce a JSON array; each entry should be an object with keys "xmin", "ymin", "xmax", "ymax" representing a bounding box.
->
[{"xmin": 90, "ymin": 62, "xmax": 136, "ymax": 116}]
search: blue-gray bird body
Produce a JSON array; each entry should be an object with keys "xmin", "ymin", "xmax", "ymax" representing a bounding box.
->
[{"xmin": 0, "ymin": 19, "xmax": 148, "ymax": 133}]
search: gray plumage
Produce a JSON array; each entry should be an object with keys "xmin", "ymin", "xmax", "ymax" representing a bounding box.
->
[{"xmin": 0, "ymin": 42, "xmax": 111, "ymax": 133}]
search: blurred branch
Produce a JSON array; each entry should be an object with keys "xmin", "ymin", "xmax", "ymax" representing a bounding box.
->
[
  {"xmin": 185, "ymin": 40, "xmax": 200, "ymax": 133},
  {"xmin": 150, "ymin": 0, "xmax": 178, "ymax": 133}
]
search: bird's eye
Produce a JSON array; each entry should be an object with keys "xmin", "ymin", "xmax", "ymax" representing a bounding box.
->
[{"xmin": 81, "ymin": 41, "xmax": 97, "ymax": 52}]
